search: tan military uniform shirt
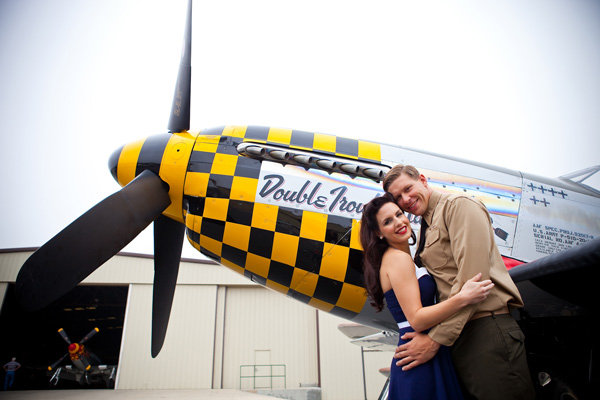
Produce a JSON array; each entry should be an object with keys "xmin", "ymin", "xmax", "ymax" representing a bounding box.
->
[{"xmin": 420, "ymin": 190, "xmax": 524, "ymax": 346}]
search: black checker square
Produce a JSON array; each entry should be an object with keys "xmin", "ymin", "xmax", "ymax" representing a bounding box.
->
[
  {"xmin": 275, "ymin": 206, "xmax": 303, "ymax": 236},
  {"xmin": 267, "ymin": 260, "xmax": 294, "ymax": 287},
  {"xmin": 287, "ymin": 289, "xmax": 311, "ymax": 304},
  {"xmin": 221, "ymin": 243, "xmax": 248, "ymax": 267},
  {"xmin": 344, "ymin": 248, "xmax": 365, "ymax": 287},
  {"xmin": 188, "ymin": 151, "xmax": 215, "ymax": 173},
  {"xmin": 200, "ymin": 246, "xmax": 220, "ymax": 262},
  {"xmin": 295, "ymin": 237, "xmax": 324, "ymax": 274},
  {"xmin": 200, "ymin": 218, "xmax": 226, "ymax": 242},
  {"xmin": 217, "ymin": 136, "xmax": 241, "ymax": 155},
  {"xmin": 248, "ymin": 227, "xmax": 274, "ymax": 259},
  {"xmin": 313, "ymin": 276, "xmax": 343, "ymax": 304},
  {"xmin": 234, "ymin": 156, "xmax": 262, "ymax": 179},
  {"xmin": 335, "ymin": 136, "xmax": 359, "ymax": 157},
  {"xmin": 289, "ymin": 130, "xmax": 315, "ymax": 149},
  {"xmin": 244, "ymin": 126, "xmax": 270, "ymax": 141},
  {"xmin": 330, "ymin": 306, "xmax": 358, "ymax": 320},
  {"xmin": 325, "ymin": 215, "xmax": 353, "ymax": 246},
  {"xmin": 245, "ymin": 270, "xmax": 267, "ymax": 286},
  {"xmin": 201, "ymin": 126, "xmax": 226, "ymax": 135},
  {"xmin": 186, "ymin": 228, "xmax": 199, "ymax": 244},
  {"xmin": 226, "ymin": 200, "xmax": 254, "ymax": 226},
  {"xmin": 184, "ymin": 195, "xmax": 205, "ymax": 215},
  {"xmin": 206, "ymin": 174, "xmax": 233, "ymax": 198}
]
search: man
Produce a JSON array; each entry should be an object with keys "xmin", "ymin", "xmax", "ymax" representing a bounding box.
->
[
  {"xmin": 383, "ymin": 164, "xmax": 534, "ymax": 400},
  {"xmin": 3, "ymin": 357, "xmax": 21, "ymax": 391}
]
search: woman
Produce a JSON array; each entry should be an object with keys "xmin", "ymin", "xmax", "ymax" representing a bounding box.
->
[{"xmin": 360, "ymin": 193, "xmax": 494, "ymax": 400}]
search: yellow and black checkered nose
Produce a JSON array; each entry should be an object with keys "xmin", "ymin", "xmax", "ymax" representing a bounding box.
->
[
  {"xmin": 182, "ymin": 126, "xmax": 379, "ymax": 322},
  {"xmin": 108, "ymin": 134, "xmax": 173, "ymax": 188},
  {"xmin": 108, "ymin": 132, "xmax": 197, "ymax": 223}
]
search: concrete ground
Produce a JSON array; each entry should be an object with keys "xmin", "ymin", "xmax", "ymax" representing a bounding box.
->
[{"xmin": 0, "ymin": 389, "xmax": 282, "ymax": 400}]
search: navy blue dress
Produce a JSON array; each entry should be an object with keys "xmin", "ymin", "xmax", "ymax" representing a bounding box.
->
[{"xmin": 384, "ymin": 265, "xmax": 464, "ymax": 400}]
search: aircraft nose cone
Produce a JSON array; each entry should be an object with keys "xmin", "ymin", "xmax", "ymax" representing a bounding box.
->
[{"xmin": 108, "ymin": 145, "xmax": 123, "ymax": 184}]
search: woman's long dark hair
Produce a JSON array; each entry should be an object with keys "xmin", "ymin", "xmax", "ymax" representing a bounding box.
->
[{"xmin": 360, "ymin": 193, "xmax": 416, "ymax": 312}]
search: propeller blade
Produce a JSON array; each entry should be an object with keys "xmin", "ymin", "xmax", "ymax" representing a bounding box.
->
[
  {"xmin": 81, "ymin": 357, "xmax": 92, "ymax": 372},
  {"xmin": 48, "ymin": 353, "xmax": 69, "ymax": 371},
  {"xmin": 16, "ymin": 170, "xmax": 171, "ymax": 311},
  {"xmin": 167, "ymin": 0, "xmax": 192, "ymax": 133},
  {"xmin": 57, "ymin": 328, "xmax": 71, "ymax": 344},
  {"xmin": 151, "ymin": 215, "xmax": 185, "ymax": 357},
  {"xmin": 80, "ymin": 327, "xmax": 100, "ymax": 344}
]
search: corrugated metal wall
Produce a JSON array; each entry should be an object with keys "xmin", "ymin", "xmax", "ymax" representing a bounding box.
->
[
  {"xmin": 116, "ymin": 284, "xmax": 217, "ymax": 389},
  {"xmin": 222, "ymin": 287, "xmax": 319, "ymax": 390},
  {"xmin": 318, "ymin": 312, "xmax": 391, "ymax": 400}
]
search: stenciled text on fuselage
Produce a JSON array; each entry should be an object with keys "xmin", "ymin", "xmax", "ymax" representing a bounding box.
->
[{"xmin": 258, "ymin": 174, "xmax": 367, "ymax": 216}]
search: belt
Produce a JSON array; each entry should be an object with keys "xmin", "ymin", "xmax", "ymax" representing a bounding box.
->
[{"xmin": 470, "ymin": 306, "xmax": 509, "ymax": 321}]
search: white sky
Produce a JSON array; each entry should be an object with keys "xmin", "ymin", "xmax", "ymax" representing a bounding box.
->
[{"xmin": 1, "ymin": 0, "xmax": 599, "ymax": 259}]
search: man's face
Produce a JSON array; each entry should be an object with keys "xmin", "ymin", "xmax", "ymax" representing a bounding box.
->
[{"xmin": 386, "ymin": 173, "xmax": 431, "ymax": 216}]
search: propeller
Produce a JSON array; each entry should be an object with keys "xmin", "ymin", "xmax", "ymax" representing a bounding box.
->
[
  {"xmin": 48, "ymin": 353, "xmax": 69, "ymax": 371},
  {"xmin": 17, "ymin": 0, "xmax": 195, "ymax": 358},
  {"xmin": 168, "ymin": 0, "xmax": 192, "ymax": 133},
  {"xmin": 57, "ymin": 328, "xmax": 71, "ymax": 344},
  {"xmin": 80, "ymin": 327, "xmax": 100, "ymax": 344},
  {"xmin": 151, "ymin": 215, "xmax": 185, "ymax": 357},
  {"xmin": 16, "ymin": 169, "xmax": 171, "ymax": 312}
]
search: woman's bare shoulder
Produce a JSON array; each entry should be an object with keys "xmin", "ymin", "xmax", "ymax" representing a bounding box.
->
[{"xmin": 381, "ymin": 247, "xmax": 413, "ymax": 272}]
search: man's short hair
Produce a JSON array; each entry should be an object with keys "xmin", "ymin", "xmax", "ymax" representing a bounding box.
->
[{"xmin": 383, "ymin": 164, "xmax": 420, "ymax": 192}]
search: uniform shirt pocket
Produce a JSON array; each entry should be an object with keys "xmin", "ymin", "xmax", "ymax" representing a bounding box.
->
[{"xmin": 421, "ymin": 226, "xmax": 449, "ymax": 268}]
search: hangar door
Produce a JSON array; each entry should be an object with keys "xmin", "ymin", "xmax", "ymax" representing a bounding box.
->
[{"xmin": 222, "ymin": 286, "xmax": 318, "ymax": 390}]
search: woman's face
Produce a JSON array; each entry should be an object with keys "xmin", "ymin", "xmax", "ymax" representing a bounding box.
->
[{"xmin": 375, "ymin": 202, "xmax": 412, "ymax": 245}]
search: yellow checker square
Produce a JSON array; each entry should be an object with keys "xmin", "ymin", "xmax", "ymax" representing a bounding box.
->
[
  {"xmin": 251, "ymin": 203, "xmax": 278, "ymax": 231},
  {"xmin": 246, "ymin": 253, "xmax": 270, "ymax": 279},
  {"xmin": 299, "ymin": 211, "xmax": 327, "ymax": 241},
  {"xmin": 203, "ymin": 198, "xmax": 229, "ymax": 221},
  {"xmin": 116, "ymin": 138, "xmax": 145, "ymax": 187},
  {"xmin": 320, "ymin": 243, "xmax": 350, "ymax": 282},
  {"xmin": 223, "ymin": 222, "xmax": 251, "ymax": 251},
  {"xmin": 271, "ymin": 232, "xmax": 299, "ymax": 266},
  {"xmin": 349, "ymin": 220, "xmax": 363, "ymax": 250},
  {"xmin": 193, "ymin": 137, "xmax": 219, "ymax": 153},
  {"xmin": 193, "ymin": 214, "xmax": 203, "ymax": 233},
  {"xmin": 184, "ymin": 172, "xmax": 210, "ymax": 197},
  {"xmin": 199, "ymin": 234, "xmax": 222, "ymax": 257},
  {"xmin": 267, "ymin": 127, "xmax": 292, "ymax": 145},
  {"xmin": 308, "ymin": 297, "xmax": 334, "ymax": 312},
  {"xmin": 266, "ymin": 279, "xmax": 289, "ymax": 295},
  {"xmin": 223, "ymin": 125, "xmax": 247, "ymax": 138},
  {"xmin": 221, "ymin": 257, "xmax": 245, "ymax": 276},
  {"xmin": 230, "ymin": 176, "xmax": 258, "ymax": 201},
  {"xmin": 210, "ymin": 153, "xmax": 238, "ymax": 176},
  {"xmin": 185, "ymin": 213, "xmax": 195, "ymax": 230},
  {"xmin": 336, "ymin": 283, "xmax": 367, "ymax": 313},
  {"xmin": 313, "ymin": 133, "xmax": 336, "ymax": 153},
  {"xmin": 184, "ymin": 213, "xmax": 202, "ymax": 233},
  {"xmin": 358, "ymin": 140, "xmax": 381, "ymax": 161},
  {"xmin": 290, "ymin": 269, "xmax": 318, "ymax": 297}
]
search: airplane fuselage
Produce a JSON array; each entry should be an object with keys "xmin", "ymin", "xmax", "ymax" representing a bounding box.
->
[{"xmin": 108, "ymin": 125, "xmax": 600, "ymax": 331}]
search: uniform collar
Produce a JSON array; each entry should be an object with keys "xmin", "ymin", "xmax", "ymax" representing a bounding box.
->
[{"xmin": 422, "ymin": 190, "xmax": 442, "ymax": 226}]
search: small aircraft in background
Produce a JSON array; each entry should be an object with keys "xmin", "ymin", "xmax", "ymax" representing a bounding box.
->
[
  {"xmin": 15, "ymin": 1, "xmax": 599, "ymax": 398},
  {"xmin": 47, "ymin": 327, "xmax": 116, "ymax": 388}
]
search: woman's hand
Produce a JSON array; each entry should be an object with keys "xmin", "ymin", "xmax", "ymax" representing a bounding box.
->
[{"xmin": 457, "ymin": 273, "xmax": 494, "ymax": 305}]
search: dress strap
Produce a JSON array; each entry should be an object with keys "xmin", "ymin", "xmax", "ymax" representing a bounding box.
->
[{"xmin": 414, "ymin": 263, "xmax": 429, "ymax": 279}]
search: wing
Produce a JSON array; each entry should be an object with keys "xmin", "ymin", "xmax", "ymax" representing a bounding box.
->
[
  {"xmin": 338, "ymin": 322, "xmax": 398, "ymax": 351},
  {"xmin": 509, "ymin": 237, "xmax": 600, "ymax": 317}
]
